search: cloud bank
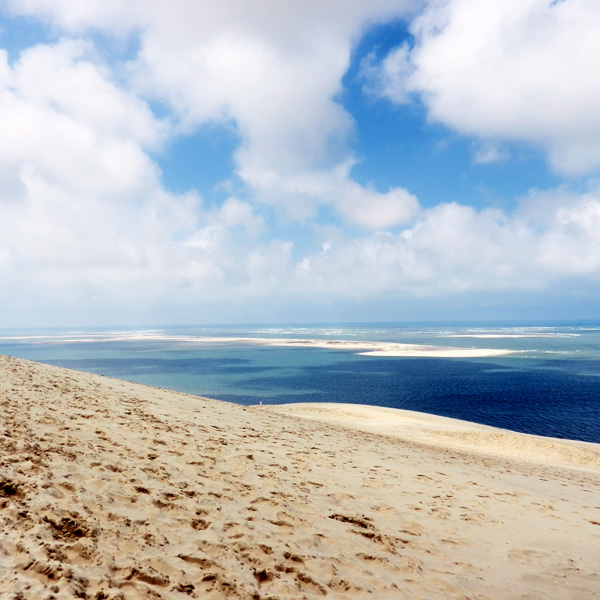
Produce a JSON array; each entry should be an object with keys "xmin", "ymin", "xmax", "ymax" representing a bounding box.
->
[{"xmin": 1, "ymin": 0, "xmax": 600, "ymax": 324}]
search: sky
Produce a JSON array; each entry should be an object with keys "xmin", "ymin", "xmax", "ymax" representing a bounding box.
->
[{"xmin": 1, "ymin": 0, "xmax": 600, "ymax": 327}]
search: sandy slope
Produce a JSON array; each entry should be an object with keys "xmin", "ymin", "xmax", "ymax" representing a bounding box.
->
[{"xmin": 1, "ymin": 354, "xmax": 599, "ymax": 599}]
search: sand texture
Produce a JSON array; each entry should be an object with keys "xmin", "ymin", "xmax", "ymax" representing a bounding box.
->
[{"xmin": 1, "ymin": 354, "xmax": 599, "ymax": 599}]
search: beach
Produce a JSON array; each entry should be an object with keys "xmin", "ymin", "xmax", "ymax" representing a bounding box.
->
[{"xmin": 1, "ymin": 354, "xmax": 599, "ymax": 599}]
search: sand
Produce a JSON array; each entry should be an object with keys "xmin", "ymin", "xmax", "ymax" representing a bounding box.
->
[
  {"xmin": 1, "ymin": 354, "xmax": 599, "ymax": 599},
  {"xmin": 443, "ymin": 334, "xmax": 577, "ymax": 339},
  {"xmin": 182, "ymin": 338, "xmax": 516, "ymax": 357},
  {"xmin": 0, "ymin": 333, "xmax": 516, "ymax": 358}
]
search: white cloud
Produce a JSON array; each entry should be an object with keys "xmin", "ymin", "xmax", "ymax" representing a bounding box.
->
[
  {"xmin": 365, "ymin": 0, "xmax": 600, "ymax": 175},
  {"xmin": 11, "ymin": 40, "xmax": 163, "ymax": 148},
  {"xmin": 0, "ymin": 40, "xmax": 164, "ymax": 200},
  {"xmin": 6, "ymin": 0, "xmax": 421, "ymax": 228},
  {"xmin": 293, "ymin": 203, "xmax": 530, "ymax": 297},
  {"xmin": 290, "ymin": 185, "xmax": 600, "ymax": 298},
  {"xmin": 472, "ymin": 143, "xmax": 510, "ymax": 165},
  {"xmin": 361, "ymin": 43, "xmax": 414, "ymax": 103},
  {"xmin": 240, "ymin": 161, "xmax": 420, "ymax": 230},
  {"xmin": 518, "ymin": 183, "xmax": 600, "ymax": 275},
  {"xmin": 337, "ymin": 184, "xmax": 420, "ymax": 230},
  {"xmin": 0, "ymin": 37, "xmax": 195, "ymax": 299}
]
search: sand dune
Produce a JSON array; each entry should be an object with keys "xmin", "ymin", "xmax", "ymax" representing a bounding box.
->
[
  {"xmin": 269, "ymin": 403, "xmax": 600, "ymax": 470},
  {"xmin": 1, "ymin": 354, "xmax": 599, "ymax": 599}
]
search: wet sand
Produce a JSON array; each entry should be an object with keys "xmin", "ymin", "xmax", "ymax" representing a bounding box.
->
[{"xmin": 1, "ymin": 354, "xmax": 599, "ymax": 599}]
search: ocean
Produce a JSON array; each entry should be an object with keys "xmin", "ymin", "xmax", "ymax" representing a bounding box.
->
[{"xmin": 1, "ymin": 322, "xmax": 599, "ymax": 444}]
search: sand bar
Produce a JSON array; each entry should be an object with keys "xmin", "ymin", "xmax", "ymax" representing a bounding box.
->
[
  {"xmin": 1, "ymin": 332, "xmax": 517, "ymax": 358},
  {"xmin": 444, "ymin": 333, "xmax": 578, "ymax": 339},
  {"xmin": 1, "ymin": 354, "xmax": 599, "ymax": 599}
]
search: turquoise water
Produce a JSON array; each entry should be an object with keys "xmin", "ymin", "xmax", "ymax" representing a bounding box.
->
[{"xmin": 1, "ymin": 322, "xmax": 599, "ymax": 443}]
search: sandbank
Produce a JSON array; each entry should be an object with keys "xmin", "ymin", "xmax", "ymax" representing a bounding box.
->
[
  {"xmin": 1, "ymin": 354, "xmax": 599, "ymax": 599},
  {"xmin": 2, "ymin": 332, "xmax": 516, "ymax": 358},
  {"xmin": 444, "ymin": 333, "xmax": 578, "ymax": 339}
]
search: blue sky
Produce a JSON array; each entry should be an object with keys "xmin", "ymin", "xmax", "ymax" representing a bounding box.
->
[{"xmin": 1, "ymin": 0, "xmax": 599, "ymax": 327}]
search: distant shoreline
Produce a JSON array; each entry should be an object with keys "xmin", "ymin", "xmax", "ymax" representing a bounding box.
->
[{"xmin": 0, "ymin": 332, "xmax": 517, "ymax": 358}]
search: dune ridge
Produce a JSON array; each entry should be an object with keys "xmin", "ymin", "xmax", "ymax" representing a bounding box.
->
[
  {"xmin": 269, "ymin": 403, "xmax": 600, "ymax": 471},
  {"xmin": 1, "ymin": 354, "xmax": 599, "ymax": 599}
]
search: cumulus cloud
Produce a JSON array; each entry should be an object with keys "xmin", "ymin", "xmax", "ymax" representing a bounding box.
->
[
  {"xmin": 0, "ymin": 38, "xmax": 175, "ymax": 300},
  {"xmin": 517, "ymin": 183, "xmax": 600, "ymax": 275},
  {"xmin": 291, "ymin": 185, "xmax": 600, "ymax": 299},
  {"xmin": 240, "ymin": 161, "xmax": 420, "ymax": 229},
  {"xmin": 0, "ymin": 36, "xmax": 196, "ymax": 301},
  {"xmin": 0, "ymin": 40, "xmax": 164, "ymax": 200},
  {"xmin": 365, "ymin": 0, "xmax": 600, "ymax": 175},
  {"xmin": 6, "ymin": 0, "xmax": 421, "ymax": 227}
]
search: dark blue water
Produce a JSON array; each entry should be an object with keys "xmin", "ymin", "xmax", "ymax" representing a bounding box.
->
[{"xmin": 1, "ymin": 323, "xmax": 599, "ymax": 444}]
